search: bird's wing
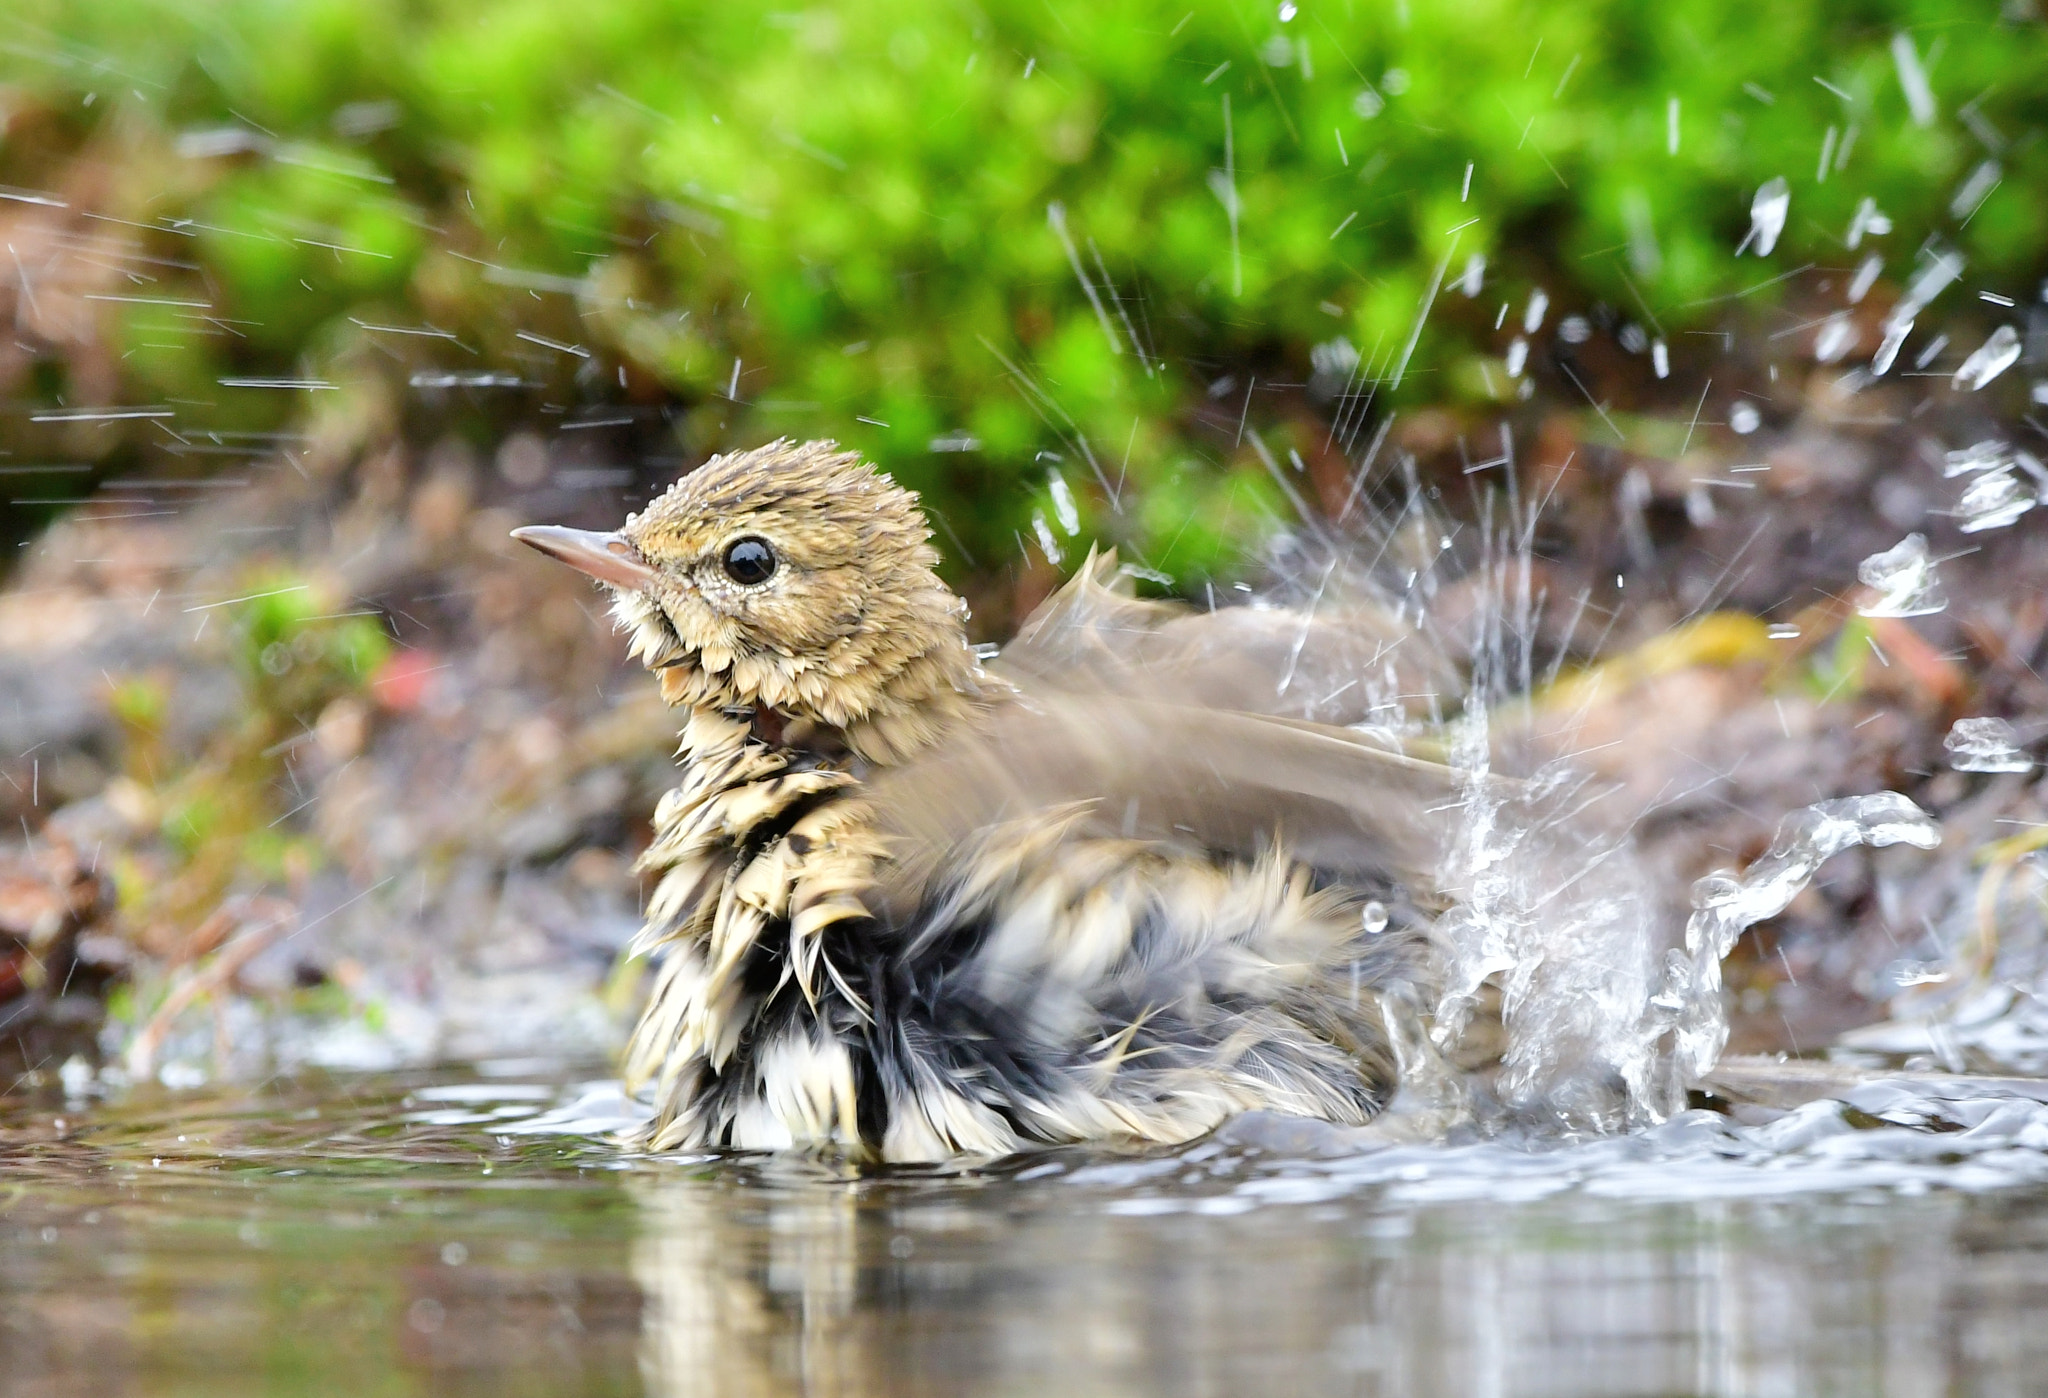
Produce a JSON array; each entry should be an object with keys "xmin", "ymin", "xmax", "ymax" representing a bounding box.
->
[
  {"xmin": 861, "ymin": 689, "xmax": 1468, "ymax": 921},
  {"xmin": 993, "ymin": 547, "xmax": 1460, "ymax": 726}
]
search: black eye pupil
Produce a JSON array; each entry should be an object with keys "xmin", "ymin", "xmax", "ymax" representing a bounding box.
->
[{"xmin": 722, "ymin": 537, "xmax": 777, "ymax": 585}]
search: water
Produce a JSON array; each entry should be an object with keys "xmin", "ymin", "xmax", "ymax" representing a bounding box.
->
[
  {"xmin": 1945, "ymin": 717, "xmax": 2034, "ymax": 774},
  {"xmin": 1856, "ymin": 533, "xmax": 1948, "ymax": 618},
  {"xmin": 9, "ymin": 1065, "xmax": 2048, "ymax": 1396}
]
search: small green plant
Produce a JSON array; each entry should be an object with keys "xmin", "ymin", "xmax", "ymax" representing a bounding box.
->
[{"xmin": 110, "ymin": 574, "xmax": 390, "ymax": 950}]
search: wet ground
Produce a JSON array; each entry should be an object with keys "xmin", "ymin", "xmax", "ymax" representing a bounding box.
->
[{"xmin": 6, "ymin": 1063, "xmax": 2048, "ymax": 1397}]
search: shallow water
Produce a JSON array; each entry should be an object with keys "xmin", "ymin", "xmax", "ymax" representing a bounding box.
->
[{"xmin": 6, "ymin": 1065, "xmax": 2048, "ymax": 1397}]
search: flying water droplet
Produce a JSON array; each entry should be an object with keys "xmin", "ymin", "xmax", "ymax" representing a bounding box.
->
[
  {"xmin": 1856, "ymin": 533, "xmax": 1947, "ymax": 617},
  {"xmin": 1955, "ymin": 467, "xmax": 2034, "ymax": 533},
  {"xmin": 1029, "ymin": 510, "xmax": 1064, "ymax": 566},
  {"xmin": 1847, "ymin": 254, "xmax": 1884, "ymax": 303},
  {"xmin": 1846, "ymin": 197, "xmax": 1893, "ymax": 249},
  {"xmin": 1459, "ymin": 253, "xmax": 1485, "ymax": 297},
  {"xmin": 1944, "ymin": 717, "xmax": 2033, "ymax": 774},
  {"xmin": 1743, "ymin": 177, "xmax": 1790, "ymax": 257},
  {"xmin": 1942, "ymin": 439, "xmax": 2010, "ymax": 477},
  {"xmin": 1522, "ymin": 289, "xmax": 1548, "ymax": 335},
  {"xmin": 1047, "ymin": 471, "xmax": 1080, "ymax": 535},
  {"xmin": 1871, "ymin": 316, "xmax": 1912, "ymax": 375},
  {"xmin": 1953, "ymin": 325, "xmax": 2022, "ymax": 391},
  {"xmin": 1360, "ymin": 901, "xmax": 1389, "ymax": 934},
  {"xmin": 1812, "ymin": 313, "xmax": 1857, "ymax": 363},
  {"xmin": 1728, "ymin": 401, "xmax": 1761, "ymax": 435},
  {"xmin": 1504, "ymin": 337, "xmax": 1528, "ymax": 378},
  {"xmin": 1651, "ymin": 339, "xmax": 1670, "ymax": 379}
]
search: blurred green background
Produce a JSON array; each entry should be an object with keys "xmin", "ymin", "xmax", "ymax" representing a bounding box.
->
[{"xmin": 0, "ymin": 0, "xmax": 2043, "ymax": 584}]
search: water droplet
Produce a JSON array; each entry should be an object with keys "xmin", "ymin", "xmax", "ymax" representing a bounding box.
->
[
  {"xmin": 1956, "ymin": 467, "xmax": 2034, "ymax": 533},
  {"xmin": 1954, "ymin": 325, "xmax": 2022, "ymax": 391},
  {"xmin": 1872, "ymin": 316, "xmax": 1912, "ymax": 375},
  {"xmin": 1047, "ymin": 471, "xmax": 1080, "ymax": 534},
  {"xmin": 1459, "ymin": 252, "xmax": 1485, "ymax": 297},
  {"xmin": 1846, "ymin": 196, "xmax": 1892, "ymax": 249},
  {"xmin": 1360, "ymin": 901, "xmax": 1389, "ymax": 934},
  {"xmin": 1944, "ymin": 717, "xmax": 2032, "ymax": 773},
  {"xmin": 1812, "ymin": 313, "xmax": 1857, "ymax": 364},
  {"xmin": 1856, "ymin": 533, "xmax": 1947, "ymax": 618},
  {"xmin": 1729, "ymin": 401, "xmax": 1762, "ymax": 435},
  {"xmin": 1744, "ymin": 177, "xmax": 1790, "ymax": 257},
  {"xmin": 1942, "ymin": 439, "xmax": 2010, "ymax": 477}
]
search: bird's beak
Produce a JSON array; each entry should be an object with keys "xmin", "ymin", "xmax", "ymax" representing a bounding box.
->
[{"xmin": 510, "ymin": 524, "xmax": 659, "ymax": 591}]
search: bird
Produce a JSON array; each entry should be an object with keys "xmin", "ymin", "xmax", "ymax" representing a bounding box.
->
[{"xmin": 513, "ymin": 438, "xmax": 1466, "ymax": 1161}]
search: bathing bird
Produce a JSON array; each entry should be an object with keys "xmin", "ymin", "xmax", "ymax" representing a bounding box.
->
[{"xmin": 514, "ymin": 439, "xmax": 1462, "ymax": 1160}]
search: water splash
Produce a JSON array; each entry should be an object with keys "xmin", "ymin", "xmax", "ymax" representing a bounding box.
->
[
  {"xmin": 1426, "ymin": 500, "xmax": 1665, "ymax": 1130},
  {"xmin": 1942, "ymin": 439, "xmax": 2011, "ymax": 477},
  {"xmin": 1812, "ymin": 313, "xmax": 1856, "ymax": 364},
  {"xmin": 1954, "ymin": 325, "xmax": 2022, "ymax": 391},
  {"xmin": 1944, "ymin": 717, "xmax": 2032, "ymax": 774},
  {"xmin": 1874, "ymin": 250, "xmax": 1966, "ymax": 375},
  {"xmin": 1955, "ymin": 467, "xmax": 2034, "ymax": 533},
  {"xmin": 1845, "ymin": 196, "xmax": 1893, "ymax": 249},
  {"xmin": 1658, "ymin": 794, "xmax": 1941, "ymax": 1088},
  {"xmin": 1741, "ymin": 177, "xmax": 1790, "ymax": 257},
  {"xmin": 1856, "ymin": 534, "xmax": 1947, "ymax": 616}
]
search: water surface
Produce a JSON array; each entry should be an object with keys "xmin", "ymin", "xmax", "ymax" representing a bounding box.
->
[{"xmin": 5, "ymin": 1066, "xmax": 2047, "ymax": 1397}]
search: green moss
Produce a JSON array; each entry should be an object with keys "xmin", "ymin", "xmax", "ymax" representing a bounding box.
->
[{"xmin": 3, "ymin": 0, "xmax": 2045, "ymax": 582}]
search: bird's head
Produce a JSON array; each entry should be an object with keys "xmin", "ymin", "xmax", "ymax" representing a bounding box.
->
[{"xmin": 513, "ymin": 439, "xmax": 992, "ymax": 762}]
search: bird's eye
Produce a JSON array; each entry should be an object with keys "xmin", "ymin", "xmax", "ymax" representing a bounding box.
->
[{"xmin": 721, "ymin": 537, "xmax": 777, "ymax": 586}]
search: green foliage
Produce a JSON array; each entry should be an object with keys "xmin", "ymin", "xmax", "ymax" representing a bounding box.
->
[
  {"xmin": 104, "ymin": 574, "xmax": 383, "ymax": 936},
  {"xmin": 230, "ymin": 580, "xmax": 391, "ymax": 723},
  {"xmin": 3, "ymin": 0, "xmax": 2045, "ymax": 579}
]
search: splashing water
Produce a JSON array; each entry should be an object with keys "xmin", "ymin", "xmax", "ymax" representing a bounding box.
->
[
  {"xmin": 1658, "ymin": 794, "xmax": 1941, "ymax": 1089},
  {"xmin": 1812, "ymin": 313, "xmax": 1857, "ymax": 364},
  {"xmin": 1954, "ymin": 325, "xmax": 2022, "ymax": 391},
  {"xmin": 1945, "ymin": 717, "xmax": 2033, "ymax": 774},
  {"xmin": 1425, "ymin": 506, "xmax": 1667, "ymax": 1130},
  {"xmin": 1742, "ymin": 177, "xmax": 1790, "ymax": 257},
  {"xmin": 1943, "ymin": 438, "xmax": 2011, "ymax": 477},
  {"xmin": 1872, "ymin": 317, "xmax": 1913, "ymax": 375},
  {"xmin": 1874, "ymin": 250, "xmax": 1966, "ymax": 375},
  {"xmin": 1856, "ymin": 533, "xmax": 1947, "ymax": 617},
  {"xmin": 1955, "ymin": 467, "xmax": 2035, "ymax": 533}
]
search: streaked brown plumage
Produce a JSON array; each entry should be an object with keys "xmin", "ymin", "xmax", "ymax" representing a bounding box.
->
[{"xmin": 514, "ymin": 439, "xmax": 1460, "ymax": 1160}]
